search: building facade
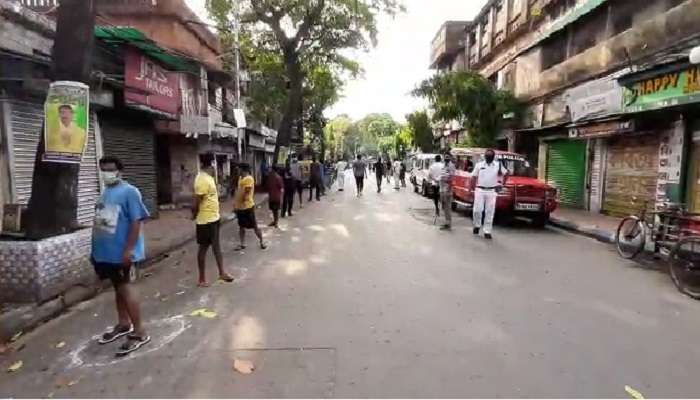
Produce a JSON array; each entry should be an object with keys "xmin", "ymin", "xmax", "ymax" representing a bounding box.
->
[{"xmin": 431, "ymin": 0, "xmax": 700, "ymax": 216}]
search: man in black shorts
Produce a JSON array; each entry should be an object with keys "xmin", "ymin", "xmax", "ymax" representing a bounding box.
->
[
  {"xmin": 234, "ymin": 163, "xmax": 267, "ymax": 250},
  {"xmin": 193, "ymin": 154, "xmax": 234, "ymax": 287},
  {"xmin": 91, "ymin": 157, "xmax": 150, "ymax": 356}
]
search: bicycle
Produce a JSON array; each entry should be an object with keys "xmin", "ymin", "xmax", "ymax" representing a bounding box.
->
[{"xmin": 615, "ymin": 200, "xmax": 700, "ymax": 299}]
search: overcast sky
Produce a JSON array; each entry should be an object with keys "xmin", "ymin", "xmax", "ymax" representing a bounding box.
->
[{"xmin": 185, "ymin": 0, "xmax": 484, "ymax": 122}]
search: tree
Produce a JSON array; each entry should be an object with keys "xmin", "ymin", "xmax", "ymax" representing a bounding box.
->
[
  {"xmin": 25, "ymin": 0, "xmax": 96, "ymax": 239},
  {"xmin": 413, "ymin": 71, "xmax": 520, "ymax": 147},
  {"xmin": 406, "ymin": 110, "xmax": 434, "ymax": 153},
  {"xmin": 207, "ymin": 0, "xmax": 403, "ymax": 160},
  {"xmin": 393, "ymin": 126, "xmax": 413, "ymax": 159},
  {"xmin": 325, "ymin": 114, "xmax": 353, "ymax": 160}
]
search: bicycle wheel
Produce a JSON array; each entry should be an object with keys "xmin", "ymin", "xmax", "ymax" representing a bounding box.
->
[
  {"xmin": 615, "ymin": 216, "xmax": 646, "ymax": 259},
  {"xmin": 669, "ymin": 236, "xmax": 700, "ymax": 300}
]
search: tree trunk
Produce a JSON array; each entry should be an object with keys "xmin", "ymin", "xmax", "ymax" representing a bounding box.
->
[
  {"xmin": 273, "ymin": 52, "xmax": 303, "ymax": 163},
  {"xmin": 24, "ymin": 0, "xmax": 96, "ymax": 240}
]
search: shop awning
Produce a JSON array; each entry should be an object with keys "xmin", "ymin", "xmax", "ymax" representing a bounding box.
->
[{"xmin": 95, "ymin": 27, "xmax": 198, "ymax": 73}]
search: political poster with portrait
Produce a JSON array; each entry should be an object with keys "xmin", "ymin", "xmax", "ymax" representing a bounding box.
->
[{"xmin": 43, "ymin": 81, "xmax": 89, "ymax": 163}]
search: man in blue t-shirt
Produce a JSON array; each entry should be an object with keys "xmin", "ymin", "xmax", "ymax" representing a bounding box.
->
[{"xmin": 91, "ymin": 156, "xmax": 150, "ymax": 356}]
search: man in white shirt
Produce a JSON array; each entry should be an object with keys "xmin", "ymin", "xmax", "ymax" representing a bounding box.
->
[
  {"xmin": 439, "ymin": 155, "xmax": 456, "ymax": 230},
  {"xmin": 393, "ymin": 159, "xmax": 401, "ymax": 190},
  {"xmin": 428, "ymin": 155, "xmax": 444, "ymax": 217},
  {"xmin": 470, "ymin": 149, "xmax": 508, "ymax": 239},
  {"xmin": 335, "ymin": 158, "xmax": 348, "ymax": 191}
]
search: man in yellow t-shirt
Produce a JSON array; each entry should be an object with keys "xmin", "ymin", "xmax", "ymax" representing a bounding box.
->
[
  {"xmin": 192, "ymin": 154, "xmax": 233, "ymax": 287},
  {"xmin": 233, "ymin": 163, "xmax": 267, "ymax": 251}
]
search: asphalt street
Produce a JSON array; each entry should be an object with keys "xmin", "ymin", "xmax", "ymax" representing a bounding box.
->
[{"xmin": 2, "ymin": 172, "xmax": 700, "ymax": 398}]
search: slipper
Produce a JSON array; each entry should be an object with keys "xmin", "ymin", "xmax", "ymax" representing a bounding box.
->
[
  {"xmin": 98, "ymin": 325, "xmax": 133, "ymax": 344},
  {"xmin": 234, "ymin": 245, "xmax": 247, "ymax": 251},
  {"xmin": 260, "ymin": 242, "xmax": 268, "ymax": 250},
  {"xmin": 218, "ymin": 274, "xmax": 234, "ymax": 283},
  {"xmin": 197, "ymin": 281, "xmax": 210, "ymax": 288},
  {"xmin": 115, "ymin": 334, "xmax": 151, "ymax": 357}
]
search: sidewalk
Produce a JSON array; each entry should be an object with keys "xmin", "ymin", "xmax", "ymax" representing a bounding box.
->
[
  {"xmin": 549, "ymin": 207, "xmax": 621, "ymax": 243},
  {"xmin": 144, "ymin": 193, "xmax": 268, "ymax": 262},
  {"xmin": 0, "ymin": 193, "xmax": 268, "ymax": 343}
]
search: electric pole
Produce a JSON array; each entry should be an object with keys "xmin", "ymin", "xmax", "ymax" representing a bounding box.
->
[{"xmin": 25, "ymin": 0, "xmax": 96, "ymax": 239}]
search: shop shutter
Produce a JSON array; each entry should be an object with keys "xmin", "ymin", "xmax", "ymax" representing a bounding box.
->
[
  {"xmin": 546, "ymin": 140, "xmax": 586, "ymax": 208},
  {"xmin": 101, "ymin": 123, "xmax": 158, "ymax": 216},
  {"xmin": 7, "ymin": 99, "xmax": 100, "ymax": 226},
  {"xmin": 603, "ymin": 135, "xmax": 658, "ymax": 217},
  {"xmin": 588, "ymin": 139, "xmax": 604, "ymax": 213}
]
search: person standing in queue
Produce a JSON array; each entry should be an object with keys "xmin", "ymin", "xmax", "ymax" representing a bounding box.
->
[
  {"xmin": 91, "ymin": 156, "xmax": 150, "ymax": 356},
  {"xmin": 375, "ymin": 157, "xmax": 385, "ymax": 193},
  {"xmin": 428, "ymin": 154, "xmax": 444, "ymax": 217},
  {"xmin": 335, "ymin": 157, "xmax": 348, "ymax": 191},
  {"xmin": 267, "ymin": 165, "xmax": 284, "ymax": 228},
  {"xmin": 309, "ymin": 155, "xmax": 322, "ymax": 202},
  {"xmin": 289, "ymin": 155, "xmax": 303, "ymax": 209},
  {"xmin": 234, "ymin": 163, "xmax": 267, "ymax": 250},
  {"xmin": 282, "ymin": 160, "xmax": 296, "ymax": 218},
  {"xmin": 393, "ymin": 159, "xmax": 401, "ymax": 190},
  {"xmin": 399, "ymin": 161, "xmax": 407, "ymax": 188},
  {"xmin": 439, "ymin": 153, "xmax": 456, "ymax": 230},
  {"xmin": 353, "ymin": 154, "xmax": 367, "ymax": 197},
  {"xmin": 192, "ymin": 154, "xmax": 235, "ymax": 287},
  {"xmin": 471, "ymin": 149, "xmax": 508, "ymax": 240}
]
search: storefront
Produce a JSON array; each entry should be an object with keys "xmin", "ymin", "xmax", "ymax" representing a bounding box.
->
[
  {"xmin": 100, "ymin": 110, "xmax": 159, "ymax": 215},
  {"xmin": 617, "ymin": 59, "xmax": 700, "ymax": 214},
  {"xmin": 546, "ymin": 139, "xmax": 587, "ymax": 208}
]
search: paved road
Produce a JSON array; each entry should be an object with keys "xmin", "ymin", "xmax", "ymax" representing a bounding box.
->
[{"xmin": 2, "ymin": 173, "xmax": 700, "ymax": 398}]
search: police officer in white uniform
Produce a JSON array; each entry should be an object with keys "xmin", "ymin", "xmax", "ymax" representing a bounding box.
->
[{"xmin": 471, "ymin": 149, "xmax": 508, "ymax": 239}]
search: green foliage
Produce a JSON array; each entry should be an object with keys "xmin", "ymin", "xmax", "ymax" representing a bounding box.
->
[
  {"xmin": 413, "ymin": 71, "xmax": 520, "ymax": 148},
  {"xmin": 405, "ymin": 110, "xmax": 434, "ymax": 153},
  {"xmin": 206, "ymin": 0, "xmax": 403, "ymax": 147}
]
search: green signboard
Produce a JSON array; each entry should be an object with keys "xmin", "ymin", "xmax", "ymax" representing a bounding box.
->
[{"xmin": 623, "ymin": 65, "xmax": 700, "ymax": 113}]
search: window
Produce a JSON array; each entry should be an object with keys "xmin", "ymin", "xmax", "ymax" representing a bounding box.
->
[{"xmin": 541, "ymin": 33, "xmax": 567, "ymax": 70}]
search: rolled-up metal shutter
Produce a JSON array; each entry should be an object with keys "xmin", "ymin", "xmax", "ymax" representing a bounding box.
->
[
  {"xmin": 100, "ymin": 119, "xmax": 157, "ymax": 216},
  {"xmin": 6, "ymin": 99, "xmax": 100, "ymax": 226},
  {"xmin": 603, "ymin": 135, "xmax": 659, "ymax": 217},
  {"xmin": 546, "ymin": 139, "xmax": 586, "ymax": 208}
]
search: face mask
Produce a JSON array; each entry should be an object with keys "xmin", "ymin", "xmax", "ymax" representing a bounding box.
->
[
  {"xmin": 485, "ymin": 154, "xmax": 495, "ymax": 163},
  {"xmin": 102, "ymin": 171, "xmax": 120, "ymax": 185}
]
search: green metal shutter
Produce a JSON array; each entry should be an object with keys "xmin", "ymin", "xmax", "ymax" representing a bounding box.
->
[{"xmin": 547, "ymin": 140, "xmax": 586, "ymax": 208}]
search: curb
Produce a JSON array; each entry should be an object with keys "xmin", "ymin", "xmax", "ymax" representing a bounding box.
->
[
  {"xmin": 548, "ymin": 216, "xmax": 615, "ymax": 244},
  {"xmin": 0, "ymin": 196, "xmax": 269, "ymax": 343}
]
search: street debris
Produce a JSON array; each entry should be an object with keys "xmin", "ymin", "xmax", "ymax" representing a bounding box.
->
[
  {"xmin": 9, "ymin": 331, "xmax": 22, "ymax": 342},
  {"xmin": 55, "ymin": 341, "xmax": 66, "ymax": 349},
  {"xmin": 7, "ymin": 360, "xmax": 23, "ymax": 373},
  {"xmin": 190, "ymin": 308, "xmax": 217, "ymax": 319},
  {"xmin": 233, "ymin": 359, "xmax": 255, "ymax": 374},
  {"xmin": 625, "ymin": 385, "xmax": 645, "ymax": 399},
  {"xmin": 175, "ymin": 291, "xmax": 186, "ymax": 296}
]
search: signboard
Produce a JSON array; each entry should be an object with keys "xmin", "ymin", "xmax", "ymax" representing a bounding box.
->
[
  {"xmin": 43, "ymin": 81, "xmax": 89, "ymax": 163},
  {"xmin": 623, "ymin": 65, "xmax": 700, "ymax": 113},
  {"xmin": 569, "ymin": 120, "xmax": 633, "ymax": 139},
  {"xmin": 179, "ymin": 71, "xmax": 209, "ymax": 135},
  {"xmin": 124, "ymin": 47, "xmax": 179, "ymax": 116},
  {"xmin": 565, "ymin": 75, "xmax": 623, "ymax": 122},
  {"xmin": 656, "ymin": 121, "xmax": 685, "ymax": 210}
]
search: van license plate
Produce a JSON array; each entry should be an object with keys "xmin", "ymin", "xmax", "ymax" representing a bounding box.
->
[{"xmin": 515, "ymin": 203, "xmax": 540, "ymax": 211}]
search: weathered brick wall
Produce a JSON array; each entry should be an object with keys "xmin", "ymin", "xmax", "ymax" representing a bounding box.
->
[{"xmin": 0, "ymin": 229, "xmax": 95, "ymax": 304}]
